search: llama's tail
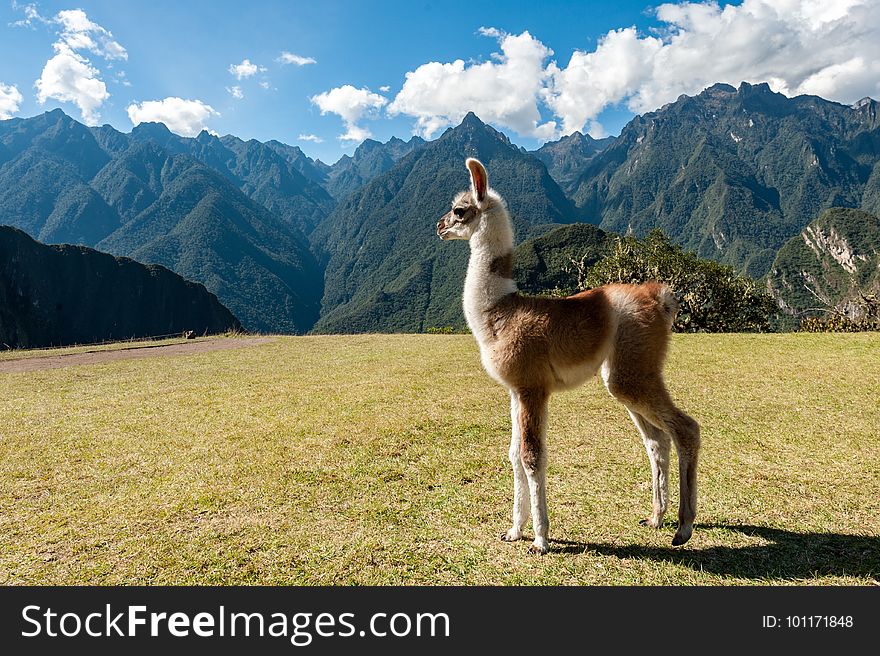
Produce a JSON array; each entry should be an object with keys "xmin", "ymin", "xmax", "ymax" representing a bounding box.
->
[{"xmin": 650, "ymin": 282, "xmax": 679, "ymax": 326}]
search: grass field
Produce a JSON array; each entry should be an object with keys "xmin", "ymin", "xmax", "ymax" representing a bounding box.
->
[{"xmin": 0, "ymin": 333, "xmax": 878, "ymax": 585}]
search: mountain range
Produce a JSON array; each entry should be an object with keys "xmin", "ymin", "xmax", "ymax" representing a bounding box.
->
[
  {"xmin": 310, "ymin": 112, "xmax": 581, "ymax": 332},
  {"xmin": 570, "ymin": 82, "xmax": 880, "ymax": 278},
  {"xmin": 0, "ymin": 110, "xmax": 323, "ymax": 333},
  {"xmin": 2, "ymin": 81, "xmax": 880, "ymax": 334},
  {"xmin": 532, "ymin": 131, "xmax": 615, "ymax": 195}
]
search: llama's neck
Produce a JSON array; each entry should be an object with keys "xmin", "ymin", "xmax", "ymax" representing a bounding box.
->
[{"xmin": 463, "ymin": 202, "xmax": 517, "ymax": 337}]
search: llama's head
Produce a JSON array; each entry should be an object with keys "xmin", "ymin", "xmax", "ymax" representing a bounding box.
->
[{"xmin": 437, "ymin": 158, "xmax": 504, "ymax": 241}]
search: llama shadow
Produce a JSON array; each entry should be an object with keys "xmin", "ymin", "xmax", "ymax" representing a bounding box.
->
[{"xmin": 550, "ymin": 524, "xmax": 880, "ymax": 580}]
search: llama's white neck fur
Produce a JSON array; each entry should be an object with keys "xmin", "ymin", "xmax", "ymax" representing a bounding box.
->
[{"xmin": 463, "ymin": 190, "xmax": 517, "ymax": 340}]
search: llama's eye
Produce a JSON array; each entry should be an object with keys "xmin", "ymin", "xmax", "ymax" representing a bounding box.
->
[{"xmin": 453, "ymin": 207, "xmax": 465, "ymax": 217}]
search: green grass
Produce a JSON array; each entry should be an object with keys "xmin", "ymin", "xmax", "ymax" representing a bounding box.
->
[{"xmin": 0, "ymin": 333, "xmax": 878, "ymax": 585}]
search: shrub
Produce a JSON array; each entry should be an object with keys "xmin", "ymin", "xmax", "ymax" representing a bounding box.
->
[
  {"xmin": 575, "ymin": 229, "xmax": 779, "ymax": 332},
  {"xmin": 798, "ymin": 291, "xmax": 880, "ymax": 332},
  {"xmin": 426, "ymin": 326, "xmax": 455, "ymax": 334}
]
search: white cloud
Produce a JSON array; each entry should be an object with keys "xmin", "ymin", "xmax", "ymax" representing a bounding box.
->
[
  {"xmin": 227, "ymin": 85, "xmax": 244, "ymax": 99},
  {"xmin": 375, "ymin": 1, "xmax": 880, "ymax": 141},
  {"xmin": 259, "ymin": 81, "xmax": 271, "ymax": 90},
  {"xmin": 388, "ymin": 29, "xmax": 557, "ymax": 139},
  {"xmin": 126, "ymin": 97, "xmax": 219, "ymax": 137},
  {"xmin": 545, "ymin": 28, "xmax": 662, "ymax": 135},
  {"xmin": 379, "ymin": 85, "xmax": 391, "ymax": 93},
  {"xmin": 477, "ymin": 26, "xmax": 504, "ymax": 38},
  {"xmin": 0, "ymin": 83, "xmax": 23, "ymax": 119},
  {"xmin": 9, "ymin": 2, "xmax": 46, "ymax": 28},
  {"xmin": 796, "ymin": 56, "xmax": 876, "ymax": 101},
  {"xmin": 55, "ymin": 9, "xmax": 127, "ymax": 60},
  {"xmin": 546, "ymin": 0, "xmax": 880, "ymax": 135},
  {"xmin": 29, "ymin": 8, "xmax": 126, "ymax": 125},
  {"xmin": 12, "ymin": 4, "xmax": 125, "ymax": 59},
  {"xmin": 277, "ymin": 52, "xmax": 316, "ymax": 66},
  {"xmin": 298, "ymin": 133, "xmax": 323, "ymax": 143},
  {"xmin": 35, "ymin": 45, "xmax": 109, "ymax": 125},
  {"xmin": 310, "ymin": 84, "xmax": 387, "ymax": 142},
  {"xmin": 229, "ymin": 59, "xmax": 266, "ymax": 80}
]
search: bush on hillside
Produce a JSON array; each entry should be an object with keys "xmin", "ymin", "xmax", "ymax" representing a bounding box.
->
[
  {"xmin": 798, "ymin": 291, "xmax": 880, "ymax": 332},
  {"xmin": 574, "ymin": 229, "xmax": 778, "ymax": 332}
]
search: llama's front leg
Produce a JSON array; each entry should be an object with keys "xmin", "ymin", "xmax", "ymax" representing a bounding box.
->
[
  {"xmin": 517, "ymin": 389, "xmax": 550, "ymax": 554},
  {"xmin": 502, "ymin": 392, "xmax": 529, "ymax": 542}
]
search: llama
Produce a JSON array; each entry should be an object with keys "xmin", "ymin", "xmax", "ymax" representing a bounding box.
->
[{"xmin": 436, "ymin": 158, "xmax": 700, "ymax": 554}]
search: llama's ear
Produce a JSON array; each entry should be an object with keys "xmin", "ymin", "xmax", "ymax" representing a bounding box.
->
[{"xmin": 466, "ymin": 158, "xmax": 488, "ymax": 203}]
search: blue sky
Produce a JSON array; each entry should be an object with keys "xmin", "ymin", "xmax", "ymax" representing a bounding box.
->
[{"xmin": 1, "ymin": 1, "xmax": 878, "ymax": 164}]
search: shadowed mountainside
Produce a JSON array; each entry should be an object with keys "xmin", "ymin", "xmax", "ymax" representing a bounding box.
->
[{"xmin": 0, "ymin": 226, "xmax": 240, "ymax": 349}]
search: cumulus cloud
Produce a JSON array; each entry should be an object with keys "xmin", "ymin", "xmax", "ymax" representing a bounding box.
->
[
  {"xmin": 546, "ymin": 0, "xmax": 880, "ymax": 135},
  {"xmin": 298, "ymin": 133, "xmax": 323, "ymax": 143},
  {"xmin": 26, "ymin": 8, "xmax": 126, "ymax": 124},
  {"xmin": 127, "ymin": 97, "xmax": 219, "ymax": 137},
  {"xmin": 0, "ymin": 83, "xmax": 23, "ymax": 119},
  {"xmin": 388, "ymin": 29, "xmax": 556, "ymax": 139},
  {"xmin": 382, "ymin": 1, "xmax": 880, "ymax": 140},
  {"xmin": 35, "ymin": 45, "xmax": 109, "ymax": 124},
  {"xmin": 54, "ymin": 8, "xmax": 127, "ymax": 60},
  {"xmin": 229, "ymin": 59, "xmax": 266, "ymax": 80},
  {"xmin": 310, "ymin": 85, "xmax": 387, "ymax": 142},
  {"xmin": 227, "ymin": 85, "xmax": 244, "ymax": 99},
  {"xmin": 277, "ymin": 52, "xmax": 316, "ymax": 66}
]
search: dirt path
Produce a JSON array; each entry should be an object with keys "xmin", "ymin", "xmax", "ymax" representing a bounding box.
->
[{"xmin": 0, "ymin": 337, "xmax": 274, "ymax": 373}]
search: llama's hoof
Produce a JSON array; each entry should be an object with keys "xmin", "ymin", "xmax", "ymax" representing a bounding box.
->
[
  {"xmin": 528, "ymin": 538, "xmax": 549, "ymax": 554},
  {"xmin": 501, "ymin": 528, "xmax": 522, "ymax": 542},
  {"xmin": 672, "ymin": 526, "xmax": 693, "ymax": 546},
  {"xmin": 640, "ymin": 516, "xmax": 662, "ymax": 528}
]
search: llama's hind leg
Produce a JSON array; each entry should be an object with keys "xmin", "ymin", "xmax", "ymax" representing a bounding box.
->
[
  {"xmin": 638, "ymin": 401, "xmax": 700, "ymax": 546},
  {"xmin": 626, "ymin": 408, "xmax": 671, "ymax": 529},
  {"xmin": 502, "ymin": 391, "xmax": 529, "ymax": 542},
  {"xmin": 517, "ymin": 388, "xmax": 550, "ymax": 554},
  {"xmin": 667, "ymin": 408, "xmax": 700, "ymax": 545},
  {"xmin": 603, "ymin": 364, "xmax": 700, "ymax": 546}
]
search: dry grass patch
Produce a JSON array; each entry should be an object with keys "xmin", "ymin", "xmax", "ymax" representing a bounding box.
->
[
  {"xmin": 0, "ymin": 336, "xmax": 216, "ymax": 362},
  {"xmin": 0, "ymin": 333, "xmax": 877, "ymax": 585}
]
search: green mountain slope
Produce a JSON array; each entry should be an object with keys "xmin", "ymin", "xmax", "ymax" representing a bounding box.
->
[
  {"xmin": 531, "ymin": 131, "xmax": 614, "ymax": 195},
  {"xmin": 513, "ymin": 222, "xmax": 612, "ymax": 294},
  {"xmin": 571, "ymin": 83, "xmax": 880, "ymax": 277},
  {"xmin": 125, "ymin": 123, "xmax": 335, "ymax": 234},
  {"xmin": 264, "ymin": 140, "xmax": 332, "ymax": 185},
  {"xmin": 767, "ymin": 207, "xmax": 880, "ymax": 320},
  {"xmin": 861, "ymin": 160, "xmax": 880, "ymax": 217},
  {"xmin": 0, "ymin": 226, "xmax": 240, "ymax": 348},
  {"xmin": 0, "ymin": 109, "xmax": 113, "ymax": 244},
  {"xmin": 97, "ymin": 158, "xmax": 323, "ymax": 333},
  {"xmin": 311, "ymin": 112, "xmax": 580, "ymax": 333},
  {"xmin": 324, "ymin": 136, "xmax": 426, "ymax": 200},
  {"xmin": 89, "ymin": 140, "xmax": 169, "ymax": 223},
  {"xmin": 0, "ymin": 111, "xmax": 325, "ymax": 333}
]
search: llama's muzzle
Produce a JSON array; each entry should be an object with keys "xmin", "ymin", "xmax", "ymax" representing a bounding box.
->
[{"xmin": 437, "ymin": 212, "xmax": 452, "ymax": 239}]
